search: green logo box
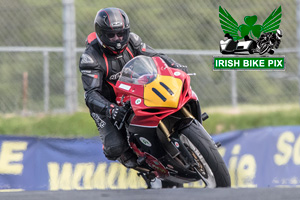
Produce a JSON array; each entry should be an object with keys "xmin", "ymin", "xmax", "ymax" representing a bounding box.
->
[{"xmin": 213, "ymin": 56, "xmax": 285, "ymax": 71}]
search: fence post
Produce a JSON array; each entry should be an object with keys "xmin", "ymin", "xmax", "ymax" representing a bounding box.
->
[
  {"xmin": 62, "ymin": 0, "xmax": 77, "ymax": 113},
  {"xmin": 43, "ymin": 51, "xmax": 49, "ymax": 113},
  {"xmin": 22, "ymin": 72, "xmax": 28, "ymax": 114},
  {"xmin": 297, "ymin": 0, "xmax": 300, "ymax": 107},
  {"xmin": 231, "ymin": 70, "xmax": 237, "ymax": 108}
]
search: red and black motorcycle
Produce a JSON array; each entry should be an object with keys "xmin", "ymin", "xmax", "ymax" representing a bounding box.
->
[{"xmin": 114, "ymin": 55, "xmax": 231, "ymax": 188}]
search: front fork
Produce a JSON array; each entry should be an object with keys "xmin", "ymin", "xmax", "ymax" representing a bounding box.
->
[
  {"xmin": 158, "ymin": 106, "xmax": 214, "ymax": 168},
  {"xmin": 158, "ymin": 106, "xmax": 208, "ymax": 140},
  {"xmin": 158, "ymin": 107, "xmax": 200, "ymax": 168}
]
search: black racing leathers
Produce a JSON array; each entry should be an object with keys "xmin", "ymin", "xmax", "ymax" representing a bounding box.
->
[
  {"xmin": 79, "ymin": 32, "xmax": 187, "ymax": 161},
  {"xmin": 79, "ymin": 32, "xmax": 187, "ymax": 117}
]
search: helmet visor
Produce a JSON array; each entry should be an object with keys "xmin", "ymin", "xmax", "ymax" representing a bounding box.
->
[{"xmin": 105, "ymin": 31, "xmax": 125, "ymax": 39}]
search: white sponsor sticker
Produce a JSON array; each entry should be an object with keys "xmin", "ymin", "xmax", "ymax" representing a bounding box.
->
[
  {"xmin": 119, "ymin": 84, "xmax": 131, "ymax": 90},
  {"xmin": 139, "ymin": 137, "xmax": 152, "ymax": 147},
  {"xmin": 135, "ymin": 98, "xmax": 142, "ymax": 105},
  {"xmin": 174, "ymin": 72, "xmax": 181, "ymax": 76}
]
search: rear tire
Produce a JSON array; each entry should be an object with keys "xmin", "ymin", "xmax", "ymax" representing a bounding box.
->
[{"xmin": 180, "ymin": 121, "xmax": 231, "ymax": 187}]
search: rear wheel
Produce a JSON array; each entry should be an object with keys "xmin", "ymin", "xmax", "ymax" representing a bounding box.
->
[{"xmin": 179, "ymin": 121, "xmax": 231, "ymax": 187}]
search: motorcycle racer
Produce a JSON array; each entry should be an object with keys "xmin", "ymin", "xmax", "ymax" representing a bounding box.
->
[
  {"xmin": 79, "ymin": 7, "xmax": 188, "ymax": 169},
  {"xmin": 256, "ymin": 29, "xmax": 283, "ymax": 55}
]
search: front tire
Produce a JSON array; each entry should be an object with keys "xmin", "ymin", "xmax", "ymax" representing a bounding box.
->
[
  {"xmin": 180, "ymin": 121, "xmax": 231, "ymax": 187},
  {"xmin": 259, "ymin": 43, "xmax": 270, "ymax": 55}
]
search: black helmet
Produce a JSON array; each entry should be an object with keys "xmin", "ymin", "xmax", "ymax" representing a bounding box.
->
[{"xmin": 94, "ymin": 7, "xmax": 130, "ymax": 54}]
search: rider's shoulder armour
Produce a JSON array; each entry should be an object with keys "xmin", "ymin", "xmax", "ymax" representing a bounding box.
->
[
  {"xmin": 129, "ymin": 32, "xmax": 142, "ymax": 48},
  {"xmin": 79, "ymin": 43, "xmax": 99, "ymax": 70}
]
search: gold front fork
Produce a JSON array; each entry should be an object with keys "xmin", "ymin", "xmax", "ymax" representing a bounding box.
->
[
  {"xmin": 158, "ymin": 121, "xmax": 171, "ymax": 141},
  {"xmin": 181, "ymin": 107, "xmax": 194, "ymax": 119},
  {"xmin": 158, "ymin": 107, "xmax": 194, "ymax": 140}
]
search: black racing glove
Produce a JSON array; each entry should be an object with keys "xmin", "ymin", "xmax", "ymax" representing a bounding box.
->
[{"xmin": 107, "ymin": 104, "xmax": 127, "ymax": 124}]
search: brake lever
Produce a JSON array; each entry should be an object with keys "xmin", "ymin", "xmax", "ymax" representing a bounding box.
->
[
  {"xmin": 114, "ymin": 120, "xmax": 124, "ymax": 130},
  {"xmin": 120, "ymin": 95, "xmax": 126, "ymax": 106},
  {"xmin": 114, "ymin": 101, "xmax": 131, "ymax": 130}
]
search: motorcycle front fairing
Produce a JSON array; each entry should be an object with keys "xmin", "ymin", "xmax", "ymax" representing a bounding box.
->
[{"xmin": 115, "ymin": 55, "xmax": 197, "ymax": 127}]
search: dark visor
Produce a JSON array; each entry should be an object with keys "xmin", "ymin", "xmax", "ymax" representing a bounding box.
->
[{"xmin": 106, "ymin": 31, "xmax": 125, "ymax": 38}]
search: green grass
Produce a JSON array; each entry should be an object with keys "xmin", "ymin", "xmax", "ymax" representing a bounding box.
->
[
  {"xmin": 0, "ymin": 105, "xmax": 299, "ymax": 138},
  {"xmin": 203, "ymin": 104, "xmax": 300, "ymax": 133},
  {"xmin": 0, "ymin": 111, "xmax": 99, "ymax": 138}
]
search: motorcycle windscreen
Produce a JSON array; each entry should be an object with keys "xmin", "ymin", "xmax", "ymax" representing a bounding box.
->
[{"xmin": 144, "ymin": 74, "xmax": 183, "ymax": 108}]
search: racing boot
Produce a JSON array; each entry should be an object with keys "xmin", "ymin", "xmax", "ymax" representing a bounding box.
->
[{"xmin": 117, "ymin": 149, "xmax": 138, "ymax": 168}]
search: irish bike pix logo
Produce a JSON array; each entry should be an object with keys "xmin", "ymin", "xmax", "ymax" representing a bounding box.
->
[{"xmin": 214, "ymin": 6, "xmax": 285, "ymax": 71}]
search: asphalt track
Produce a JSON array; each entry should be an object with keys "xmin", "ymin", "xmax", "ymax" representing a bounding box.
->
[{"xmin": 1, "ymin": 188, "xmax": 300, "ymax": 200}]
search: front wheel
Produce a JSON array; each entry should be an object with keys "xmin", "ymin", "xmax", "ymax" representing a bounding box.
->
[
  {"xmin": 259, "ymin": 43, "xmax": 270, "ymax": 55},
  {"xmin": 179, "ymin": 121, "xmax": 231, "ymax": 187}
]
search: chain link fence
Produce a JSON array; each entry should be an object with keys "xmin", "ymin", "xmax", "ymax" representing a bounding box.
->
[{"xmin": 0, "ymin": 0, "xmax": 299, "ymax": 114}]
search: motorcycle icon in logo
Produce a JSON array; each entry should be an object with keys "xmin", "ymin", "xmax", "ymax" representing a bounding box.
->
[{"xmin": 219, "ymin": 6, "xmax": 283, "ymax": 55}]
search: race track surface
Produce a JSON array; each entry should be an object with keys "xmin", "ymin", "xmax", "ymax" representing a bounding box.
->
[{"xmin": 1, "ymin": 188, "xmax": 300, "ymax": 200}]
